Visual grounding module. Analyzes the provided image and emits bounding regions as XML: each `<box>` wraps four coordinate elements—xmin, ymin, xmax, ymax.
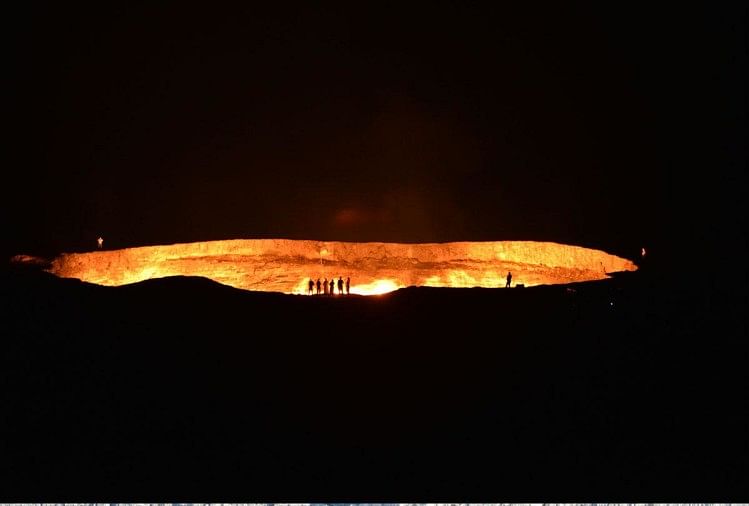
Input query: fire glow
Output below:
<box><xmin>42</xmin><ymin>239</ymin><xmax>637</xmax><ymax>296</ymax></box>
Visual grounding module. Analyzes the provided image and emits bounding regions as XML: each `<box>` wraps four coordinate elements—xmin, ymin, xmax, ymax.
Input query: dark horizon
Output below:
<box><xmin>7</xmin><ymin>3</ymin><xmax>746</xmax><ymax>268</ymax></box>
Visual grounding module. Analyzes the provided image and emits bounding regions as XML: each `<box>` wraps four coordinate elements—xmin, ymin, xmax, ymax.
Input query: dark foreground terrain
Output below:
<box><xmin>1</xmin><ymin>262</ymin><xmax>746</xmax><ymax>500</ymax></box>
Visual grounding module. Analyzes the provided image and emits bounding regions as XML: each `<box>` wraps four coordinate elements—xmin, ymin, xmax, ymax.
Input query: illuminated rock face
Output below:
<box><xmin>47</xmin><ymin>239</ymin><xmax>636</xmax><ymax>295</ymax></box>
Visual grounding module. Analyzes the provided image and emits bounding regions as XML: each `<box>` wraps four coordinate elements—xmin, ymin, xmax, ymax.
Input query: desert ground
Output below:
<box><xmin>1</xmin><ymin>257</ymin><xmax>746</xmax><ymax>500</ymax></box>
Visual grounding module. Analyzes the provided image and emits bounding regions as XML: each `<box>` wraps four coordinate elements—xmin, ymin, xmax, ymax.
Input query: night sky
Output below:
<box><xmin>7</xmin><ymin>3</ymin><xmax>746</xmax><ymax>264</ymax></box>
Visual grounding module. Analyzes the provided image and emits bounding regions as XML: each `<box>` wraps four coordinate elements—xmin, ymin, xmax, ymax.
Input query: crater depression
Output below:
<box><xmin>39</xmin><ymin>239</ymin><xmax>637</xmax><ymax>295</ymax></box>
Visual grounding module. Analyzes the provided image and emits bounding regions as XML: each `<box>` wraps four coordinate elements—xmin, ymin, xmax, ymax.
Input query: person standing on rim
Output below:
<box><xmin>337</xmin><ymin>276</ymin><xmax>344</xmax><ymax>295</ymax></box>
<box><xmin>506</xmin><ymin>271</ymin><xmax>512</xmax><ymax>288</ymax></box>
<box><xmin>346</xmin><ymin>277</ymin><xmax>350</xmax><ymax>295</ymax></box>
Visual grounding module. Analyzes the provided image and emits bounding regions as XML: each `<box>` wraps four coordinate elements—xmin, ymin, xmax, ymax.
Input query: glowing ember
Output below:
<box><xmin>35</xmin><ymin>239</ymin><xmax>637</xmax><ymax>295</ymax></box>
<box><xmin>351</xmin><ymin>279</ymin><xmax>403</xmax><ymax>296</ymax></box>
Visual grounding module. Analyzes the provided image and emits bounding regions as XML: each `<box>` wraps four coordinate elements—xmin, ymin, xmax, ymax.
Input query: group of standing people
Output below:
<box><xmin>309</xmin><ymin>276</ymin><xmax>350</xmax><ymax>295</ymax></box>
<box><xmin>308</xmin><ymin>273</ymin><xmax>511</xmax><ymax>293</ymax></box>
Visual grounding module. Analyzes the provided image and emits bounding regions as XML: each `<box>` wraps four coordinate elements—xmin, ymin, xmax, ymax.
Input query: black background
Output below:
<box><xmin>2</xmin><ymin>3</ymin><xmax>747</xmax><ymax>501</ymax></box>
<box><xmin>7</xmin><ymin>3</ymin><xmax>746</xmax><ymax>267</ymax></box>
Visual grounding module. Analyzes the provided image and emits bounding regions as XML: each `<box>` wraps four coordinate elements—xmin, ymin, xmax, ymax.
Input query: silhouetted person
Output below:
<box><xmin>316</xmin><ymin>278</ymin><xmax>321</xmax><ymax>295</ymax></box>
<box><xmin>308</xmin><ymin>278</ymin><xmax>314</xmax><ymax>295</ymax></box>
<box><xmin>506</xmin><ymin>271</ymin><xmax>512</xmax><ymax>288</ymax></box>
<box><xmin>323</xmin><ymin>278</ymin><xmax>329</xmax><ymax>295</ymax></box>
<box><xmin>97</xmin><ymin>237</ymin><xmax>103</xmax><ymax>249</ymax></box>
<box><xmin>346</xmin><ymin>277</ymin><xmax>350</xmax><ymax>295</ymax></box>
<box><xmin>329</xmin><ymin>279</ymin><xmax>335</xmax><ymax>295</ymax></box>
<box><xmin>337</xmin><ymin>276</ymin><xmax>343</xmax><ymax>295</ymax></box>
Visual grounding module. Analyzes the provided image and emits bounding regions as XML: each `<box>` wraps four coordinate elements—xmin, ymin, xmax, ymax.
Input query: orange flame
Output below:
<box><xmin>39</xmin><ymin>239</ymin><xmax>638</xmax><ymax>296</ymax></box>
<box><xmin>350</xmin><ymin>279</ymin><xmax>402</xmax><ymax>296</ymax></box>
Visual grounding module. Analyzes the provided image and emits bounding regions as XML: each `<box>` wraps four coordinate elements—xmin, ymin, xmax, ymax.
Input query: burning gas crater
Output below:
<box><xmin>42</xmin><ymin>239</ymin><xmax>637</xmax><ymax>296</ymax></box>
